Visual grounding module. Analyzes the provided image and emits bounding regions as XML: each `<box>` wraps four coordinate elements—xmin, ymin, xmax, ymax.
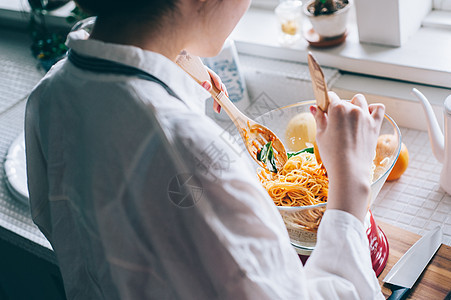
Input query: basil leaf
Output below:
<box><xmin>257</xmin><ymin>148</ymin><xmax>262</xmax><ymax>161</ymax></box>
<box><xmin>287</xmin><ymin>147</ymin><xmax>314</xmax><ymax>158</ymax></box>
<box><xmin>267</xmin><ymin>146</ymin><xmax>278</xmax><ymax>173</ymax></box>
<box><xmin>257</xmin><ymin>142</ymin><xmax>271</xmax><ymax>162</ymax></box>
<box><xmin>257</xmin><ymin>141</ymin><xmax>278</xmax><ymax>173</ymax></box>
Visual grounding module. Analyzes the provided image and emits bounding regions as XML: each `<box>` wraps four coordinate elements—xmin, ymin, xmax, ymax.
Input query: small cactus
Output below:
<box><xmin>310</xmin><ymin>0</ymin><xmax>349</xmax><ymax>16</ymax></box>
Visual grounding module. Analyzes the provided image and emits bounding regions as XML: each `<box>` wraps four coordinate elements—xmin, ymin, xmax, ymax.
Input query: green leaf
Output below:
<box><xmin>257</xmin><ymin>141</ymin><xmax>278</xmax><ymax>173</ymax></box>
<box><xmin>257</xmin><ymin>141</ymin><xmax>272</xmax><ymax>162</ymax></box>
<box><xmin>266</xmin><ymin>146</ymin><xmax>278</xmax><ymax>173</ymax></box>
<box><xmin>287</xmin><ymin>147</ymin><xmax>314</xmax><ymax>158</ymax></box>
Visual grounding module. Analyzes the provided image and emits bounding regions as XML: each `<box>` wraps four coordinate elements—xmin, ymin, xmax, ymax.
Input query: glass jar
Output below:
<box><xmin>275</xmin><ymin>0</ymin><xmax>303</xmax><ymax>46</ymax></box>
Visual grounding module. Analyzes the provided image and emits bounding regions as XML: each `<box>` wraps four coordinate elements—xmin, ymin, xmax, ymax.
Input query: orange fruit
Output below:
<box><xmin>375</xmin><ymin>135</ymin><xmax>397</xmax><ymax>164</ymax></box>
<box><xmin>387</xmin><ymin>142</ymin><xmax>409</xmax><ymax>181</ymax></box>
<box><xmin>374</xmin><ymin>135</ymin><xmax>408</xmax><ymax>181</ymax></box>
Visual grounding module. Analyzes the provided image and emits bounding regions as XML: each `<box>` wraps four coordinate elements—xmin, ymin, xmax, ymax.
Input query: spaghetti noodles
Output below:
<box><xmin>258</xmin><ymin>152</ymin><xmax>328</xmax><ymax>207</ymax></box>
<box><xmin>257</xmin><ymin>149</ymin><xmax>391</xmax><ymax>232</ymax></box>
<box><xmin>257</xmin><ymin>152</ymin><xmax>328</xmax><ymax>231</ymax></box>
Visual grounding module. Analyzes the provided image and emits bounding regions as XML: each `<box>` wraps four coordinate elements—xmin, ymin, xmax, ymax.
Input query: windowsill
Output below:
<box><xmin>0</xmin><ymin>0</ymin><xmax>75</xmax><ymax>29</ymax></box>
<box><xmin>230</xmin><ymin>7</ymin><xmax>451</xmax><ymax>89</ymax></box>
<box><xmin>423</xmin><ymin>10</ymin><xmax>451</xmax><ymax>30</ymax></box>
<box><xmin>1</xmin><ymin>2</ymin><xmax>450</xmax><ymax>131</ymax></box>
<box><xmin>1</xmin><ymin>3</ymin><xmax>450</xmax><ymax>89</ymax></box>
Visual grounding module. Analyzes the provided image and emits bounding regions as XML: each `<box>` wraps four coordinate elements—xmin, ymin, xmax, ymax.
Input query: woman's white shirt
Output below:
<box><xmin>25</xmin><ymin>30</ymin><xmax>383</xmax><ymax>300</ymax></box>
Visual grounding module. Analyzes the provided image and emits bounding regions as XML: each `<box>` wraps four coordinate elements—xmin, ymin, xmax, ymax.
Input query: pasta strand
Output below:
<box><xmin>257</xmin><ymin>152</ymin><xmax>328</xmax><ymax>231</ymax></box>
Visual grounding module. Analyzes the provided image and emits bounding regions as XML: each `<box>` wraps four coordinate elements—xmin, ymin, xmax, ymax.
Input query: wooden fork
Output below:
<box><xmin>308</xmin><ymin>52</ymin><xmax>330</xmax><ymax>112</ymax></box>
<box><xmin>176</xmin><ymin>51</ymin><xmax>288</xmax><ymax>172</ymax></box>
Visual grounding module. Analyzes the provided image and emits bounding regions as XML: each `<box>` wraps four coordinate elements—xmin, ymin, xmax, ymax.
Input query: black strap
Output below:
<box><xmin>67</xmin><ymin>49</ymin><xmax>182</xmax><ymax>101</ymax></box>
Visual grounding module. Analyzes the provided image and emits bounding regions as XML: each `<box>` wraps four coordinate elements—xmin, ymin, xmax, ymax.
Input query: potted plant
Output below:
<box><xmin>303</xmin><ymin>0</ymin><xmax>352</xmax><ymax>39</ymax></box>
<box><xmin>28</xmin><ymin>0</ymin><xmax>90</xmax><ymax>71</ymax></box>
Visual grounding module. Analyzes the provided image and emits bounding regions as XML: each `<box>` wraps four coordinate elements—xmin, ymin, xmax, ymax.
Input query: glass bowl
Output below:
<box><xmin>254</xmin><ymin>100</ymin><xmax>401</xmax><ymax>251</ymax></box>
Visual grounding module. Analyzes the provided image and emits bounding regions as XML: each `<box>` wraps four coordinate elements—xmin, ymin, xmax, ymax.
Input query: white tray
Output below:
<box><xmin>4</xmin><ymin>131</ymin><xmax>29</xmax><ymax>205</ymax></box>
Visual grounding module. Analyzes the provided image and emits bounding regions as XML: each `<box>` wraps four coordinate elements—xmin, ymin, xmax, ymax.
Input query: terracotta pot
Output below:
<box><xmin>303</xmin><ymin>0</ymin><xmax>352</xmax><ymax>38</ymax></box>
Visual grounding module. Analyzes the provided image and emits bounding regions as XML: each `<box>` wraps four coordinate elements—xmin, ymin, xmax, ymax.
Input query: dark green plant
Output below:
<box><xmin>29</xmin><ymin>1</ymin><xmax>91</xmax><ymax>69</ymax></box>
<box><xmin>29</xmin><ymin>13</ymin><xmax>67</xmax><ymax>67</ymax></box>
<box><xmin>311</xmin><ymin>0</ymin><xmax>349</xmax><ymax>16</ymax></box>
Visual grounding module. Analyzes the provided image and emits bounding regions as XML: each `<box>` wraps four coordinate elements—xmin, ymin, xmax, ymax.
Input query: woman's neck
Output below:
<box><xmin>89</xmin><ymin>17</ymin><xmax>185</xmax><ymax>62</ymax></box>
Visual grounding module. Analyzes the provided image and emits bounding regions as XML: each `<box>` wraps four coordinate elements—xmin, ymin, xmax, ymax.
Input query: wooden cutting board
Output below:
<box><xmin>377</xmin><ymin>220</ymin><xmax>451</xmax><ymax>299</ymax></box>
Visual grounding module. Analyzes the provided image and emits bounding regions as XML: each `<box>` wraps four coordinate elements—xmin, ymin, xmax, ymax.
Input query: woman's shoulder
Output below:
<box><xmin>27</xmin><ymin>58</ymin><xmax>72</xmax><ymax>106</ymax></box>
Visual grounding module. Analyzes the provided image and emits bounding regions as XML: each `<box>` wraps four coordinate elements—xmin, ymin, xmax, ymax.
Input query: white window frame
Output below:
<box><xmin>433</xmin><ymin>0</ymin><xmax>451</xmax><ymax>10</ymax></box>
<box><xmin>0</xmin><ymin>0</ymin><xmax>75</xmax><ymax>29</ymax></box>
<box><xmin>252</xmin><ymin>0</ymin><xmax>451</xmax><ymax>30</ymax></box>
<box><xmin>232</xmin><ymin>2</ymin><xmax>451</xmax><ymax>89</ymax></box>
<box><xmin>1</xmin><ymin>0</ymin><xmax>450</xmax><ymax>89</ymax></box>
<box><xmin>253</xmin><ymin>0</ymin><xmax>451</xmax><ymax>10</ymax></box>
<box><xmin>424</xmin><ymin>0</ymin><xmax>451</xmax><ymax>29</ymax></box>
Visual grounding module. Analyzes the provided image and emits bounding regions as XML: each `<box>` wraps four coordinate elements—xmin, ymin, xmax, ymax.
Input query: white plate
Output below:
<box><xmin>4</xmin><ymin>131</ymin><xmax>29</xmax><ymax>204</ymax></box>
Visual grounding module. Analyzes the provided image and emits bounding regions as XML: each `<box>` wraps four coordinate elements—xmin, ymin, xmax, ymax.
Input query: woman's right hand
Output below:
<box><xmin>201</xmin><ymin>67</ymin><xmax>228</xmax><ymax>114</ymax></box>
<box><xmin>310</xmin><ymin>92</ymin><xmax>385</xmax><ymax>222</ymax></box>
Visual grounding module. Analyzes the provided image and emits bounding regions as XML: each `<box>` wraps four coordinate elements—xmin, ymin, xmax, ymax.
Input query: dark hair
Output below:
<box><xmin>74</xmin><ymin>0</ymin><xmax>178</xmax><ymax>19</ymax></box>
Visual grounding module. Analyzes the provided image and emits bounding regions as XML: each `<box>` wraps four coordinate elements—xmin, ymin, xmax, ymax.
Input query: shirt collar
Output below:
<box><xmin>66</xmin><ymin>30</ymin><xmax>211</xmax><ymax>114</ymax></box>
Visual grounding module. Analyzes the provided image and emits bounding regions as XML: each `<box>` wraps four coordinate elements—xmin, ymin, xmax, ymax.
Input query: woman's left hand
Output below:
<box><xmin>201</xmin><ymin>67</ymin><xmax>228</xmax><ymax>114</ymax></box>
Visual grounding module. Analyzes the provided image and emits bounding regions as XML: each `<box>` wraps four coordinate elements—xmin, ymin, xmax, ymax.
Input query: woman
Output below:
<box><xmin>25</xmin><ymin>0</ymin><xmax>385</xmax><ymax>299</ymax></box>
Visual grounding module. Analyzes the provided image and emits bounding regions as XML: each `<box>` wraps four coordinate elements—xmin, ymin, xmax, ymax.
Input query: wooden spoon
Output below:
<box><xmin>308</xmin><ymin>52</ymin><xmax>330</xmax><ymax>112</ymax></box>
<box><xmin>176</xmin><ymin>51</ymin><xmax>288</xmax><ymax>172</ymax></box>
